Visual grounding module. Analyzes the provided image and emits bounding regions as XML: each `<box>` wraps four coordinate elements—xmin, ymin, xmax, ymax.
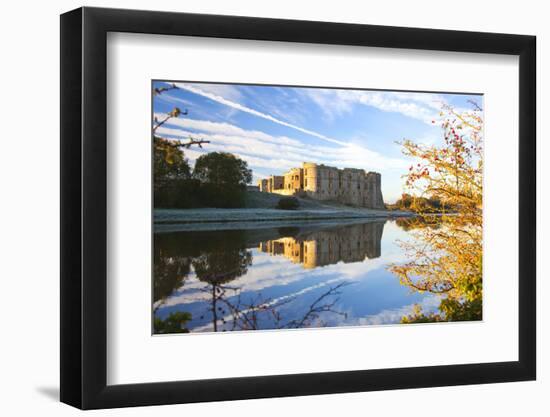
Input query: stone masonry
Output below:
<box><xmin>258</xmin><ymin>162</ymin><xmax>385</xmax><ymax>209</ymax></box>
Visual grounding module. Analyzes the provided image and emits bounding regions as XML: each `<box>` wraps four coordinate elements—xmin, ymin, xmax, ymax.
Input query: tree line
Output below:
<box><xmin>388</xmin><ymin>193</ymin><xmax>457</xmax><ymax>213</ymax></box>
<box><xmin>154</xmin><ymin>139</ymin><xmax>252</xmax><ymax>208</ymax></box>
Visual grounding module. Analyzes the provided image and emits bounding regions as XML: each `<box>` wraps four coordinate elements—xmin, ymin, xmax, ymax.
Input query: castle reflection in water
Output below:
<box><xmin>258</xmin><ymin>222</ymin><xmax>384</xmax><ymax>269</ymax></box>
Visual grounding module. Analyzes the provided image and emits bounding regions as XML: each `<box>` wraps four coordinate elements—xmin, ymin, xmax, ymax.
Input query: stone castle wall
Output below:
<box><xmin>258</xmin><ymin>162</ymin><xmax>385</xmax><ymax>209</ymax></box>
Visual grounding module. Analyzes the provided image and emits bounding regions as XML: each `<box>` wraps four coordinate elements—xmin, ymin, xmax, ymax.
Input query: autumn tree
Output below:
<box><xmin>153</xmin><ymin>137</ymin><xmax>191</xmax><ymax>187</ymax></box>
<box><xmin>390</xmin><ymin>102</ymin><xmax>483</xmax><ymax>322</ymax></box>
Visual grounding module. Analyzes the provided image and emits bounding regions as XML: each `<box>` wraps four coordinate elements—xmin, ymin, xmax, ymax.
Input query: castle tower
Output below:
<box><xmin>365</xmin><ymin>172</ymin><xmax>385</xmax><ymax>209</ymax></box>
<box><xmin>302</xmin><ymin>162</ymin><xmax>319</xmax><ymax>193</ymax></box>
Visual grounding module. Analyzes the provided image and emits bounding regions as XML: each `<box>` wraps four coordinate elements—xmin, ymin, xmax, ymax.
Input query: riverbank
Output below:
<box><xmin>154</xmin><ymin>190</ymin><xmax>415</xmax><ymax>232</ymax></box>
<box><xmin>154</xmin><ymin>207</ymin><xmax>415</xmax><ymax>232</ymax></box>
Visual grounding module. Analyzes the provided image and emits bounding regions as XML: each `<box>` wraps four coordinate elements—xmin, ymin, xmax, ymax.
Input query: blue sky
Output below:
<box><xmin>153</xmin><ymin>81</ymin><xmax>482</xmax><ymax>203</ymax></box>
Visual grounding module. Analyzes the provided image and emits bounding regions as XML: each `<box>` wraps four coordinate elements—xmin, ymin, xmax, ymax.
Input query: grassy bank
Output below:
<box><xmin>154</xmin><ymin>191</ymin><xmax>414</xmax><ymax>232</ymax></box>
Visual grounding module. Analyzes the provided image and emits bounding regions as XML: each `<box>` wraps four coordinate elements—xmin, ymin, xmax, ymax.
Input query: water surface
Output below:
<box><xmin>153</xmin><ymin>219</ymin><xmax>440</xmax><ymax>333</ymax></box>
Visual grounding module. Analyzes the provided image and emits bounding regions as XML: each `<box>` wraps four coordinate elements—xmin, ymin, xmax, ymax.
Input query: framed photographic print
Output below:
<box><xmin>60</xmin><ymin>6</ymin><xmax>536</xmax><ymax>409</ymax></box>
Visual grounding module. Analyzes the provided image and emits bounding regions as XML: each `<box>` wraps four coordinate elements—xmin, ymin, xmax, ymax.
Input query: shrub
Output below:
<box><xmin>154</xmin><ymin>311</ymin><xmax>192</xmax><ymax>334</ymax></box>
<box><xmin>154</xmin><ymin>178</ymin><xmax>201</xmax><ymax>208</ymax></box>
<box><xmin>196</xmin><ymin>183</ymin><xmax>246</xmax><ymax>208</ymax></box>
<box><xmin>276</xmin><ymin>196</ymin><xmax>300</xmax><ymax>210</ymax></box>
<box><xmin>154</xmin><ymin>179</ymin><xmax>248</xmax><ymax>209</ymax></box>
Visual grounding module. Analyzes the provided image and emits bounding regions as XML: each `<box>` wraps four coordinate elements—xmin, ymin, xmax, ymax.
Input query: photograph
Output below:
<box><xmin>1</xmin><ymin>0</ymin><xmax>542</xmax><ymax>413</ymax></box>
<box><xmin>152</xmin><ymin>81</ymin><xmax>484</xmax><ymax>334</ymax></box>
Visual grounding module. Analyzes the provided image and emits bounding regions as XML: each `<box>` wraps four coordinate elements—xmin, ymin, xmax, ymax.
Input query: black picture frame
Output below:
<box><xmin>60</xmin><ymin>6</ymin><xmax>536</xmax><ymax>410</ymax></box>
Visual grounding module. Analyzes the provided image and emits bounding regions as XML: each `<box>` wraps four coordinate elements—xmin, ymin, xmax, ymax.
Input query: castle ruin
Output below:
<box><xmin>258</xmin><ymin>162</ymin><xmax>385</xmax><ymax>209</ymax></box>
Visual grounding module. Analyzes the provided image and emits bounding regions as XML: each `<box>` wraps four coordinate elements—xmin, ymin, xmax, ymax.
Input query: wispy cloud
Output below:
<box><xmin>304</xmin><ymin>88</ymin><xmax>445</xmax><ymax>124</ymax></box>
<box><xmin>152</xmin><ymin>82</ymin><xmax>473</xmax><ymax>203</ymax></box>
<box><xmin>155</xmin><ymin>115</ymin><xmax>408</xmax><ymax>175</ymax></box>
<box><xmin>175</xmin><ymin>82</ymin><xmax>348</xmax><ymax>146</ymax></box>
<box><xmin>345</xmin><ymin>294</ymin><xmax>441</xmax><ymax>326</ymax></box>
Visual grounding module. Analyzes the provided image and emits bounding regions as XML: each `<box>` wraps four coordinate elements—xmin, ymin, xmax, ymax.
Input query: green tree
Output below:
<box><xmin>193</xmin><ymin>152</ymin><xmax>252</xmax><ymax>208</ymax></box>
<box><xmin>193</xmin><ymin>152</ymin><xmax>252</xmax><ymax>188</ymax></box>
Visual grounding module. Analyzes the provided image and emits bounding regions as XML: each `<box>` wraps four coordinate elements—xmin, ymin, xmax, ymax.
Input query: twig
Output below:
<box><xmin>154</xmin><ymin>83</ymin><xmax>179</xmax><ymax>96</ymax></box>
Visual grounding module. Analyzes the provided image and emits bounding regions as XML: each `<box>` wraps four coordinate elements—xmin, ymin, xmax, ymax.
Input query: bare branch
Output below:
<box><xmin>153</xmin><ymin>83</ymin><xmax>179</xmax><ymax>96</ymax></box>
<box><xmin>467</xmin><ymin>99</ymin><xmax>483</xmax><ymax>112</ymax></box>
<box><xmin>152</xmin><ymin>107</ymin><xmax>188</xmax><ymax>134</ymax></box>
<box><xmin>181</xmin><ymin>138</ymin><xmax>210</xmax><ymax>149</ymax></box>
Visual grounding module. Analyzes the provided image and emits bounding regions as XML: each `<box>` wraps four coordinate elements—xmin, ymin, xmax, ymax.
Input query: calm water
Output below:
<box><xmin>153</xmin><ymin>219</ymin><xmax>440</xmax><ymax>333</ymax></box>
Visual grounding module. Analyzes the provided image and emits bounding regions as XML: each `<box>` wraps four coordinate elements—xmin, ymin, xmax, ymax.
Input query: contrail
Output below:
<box><xmin>174</xmin><ymin>82</ymin><xmax>347</xmax><ymax>146</ymax></box>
